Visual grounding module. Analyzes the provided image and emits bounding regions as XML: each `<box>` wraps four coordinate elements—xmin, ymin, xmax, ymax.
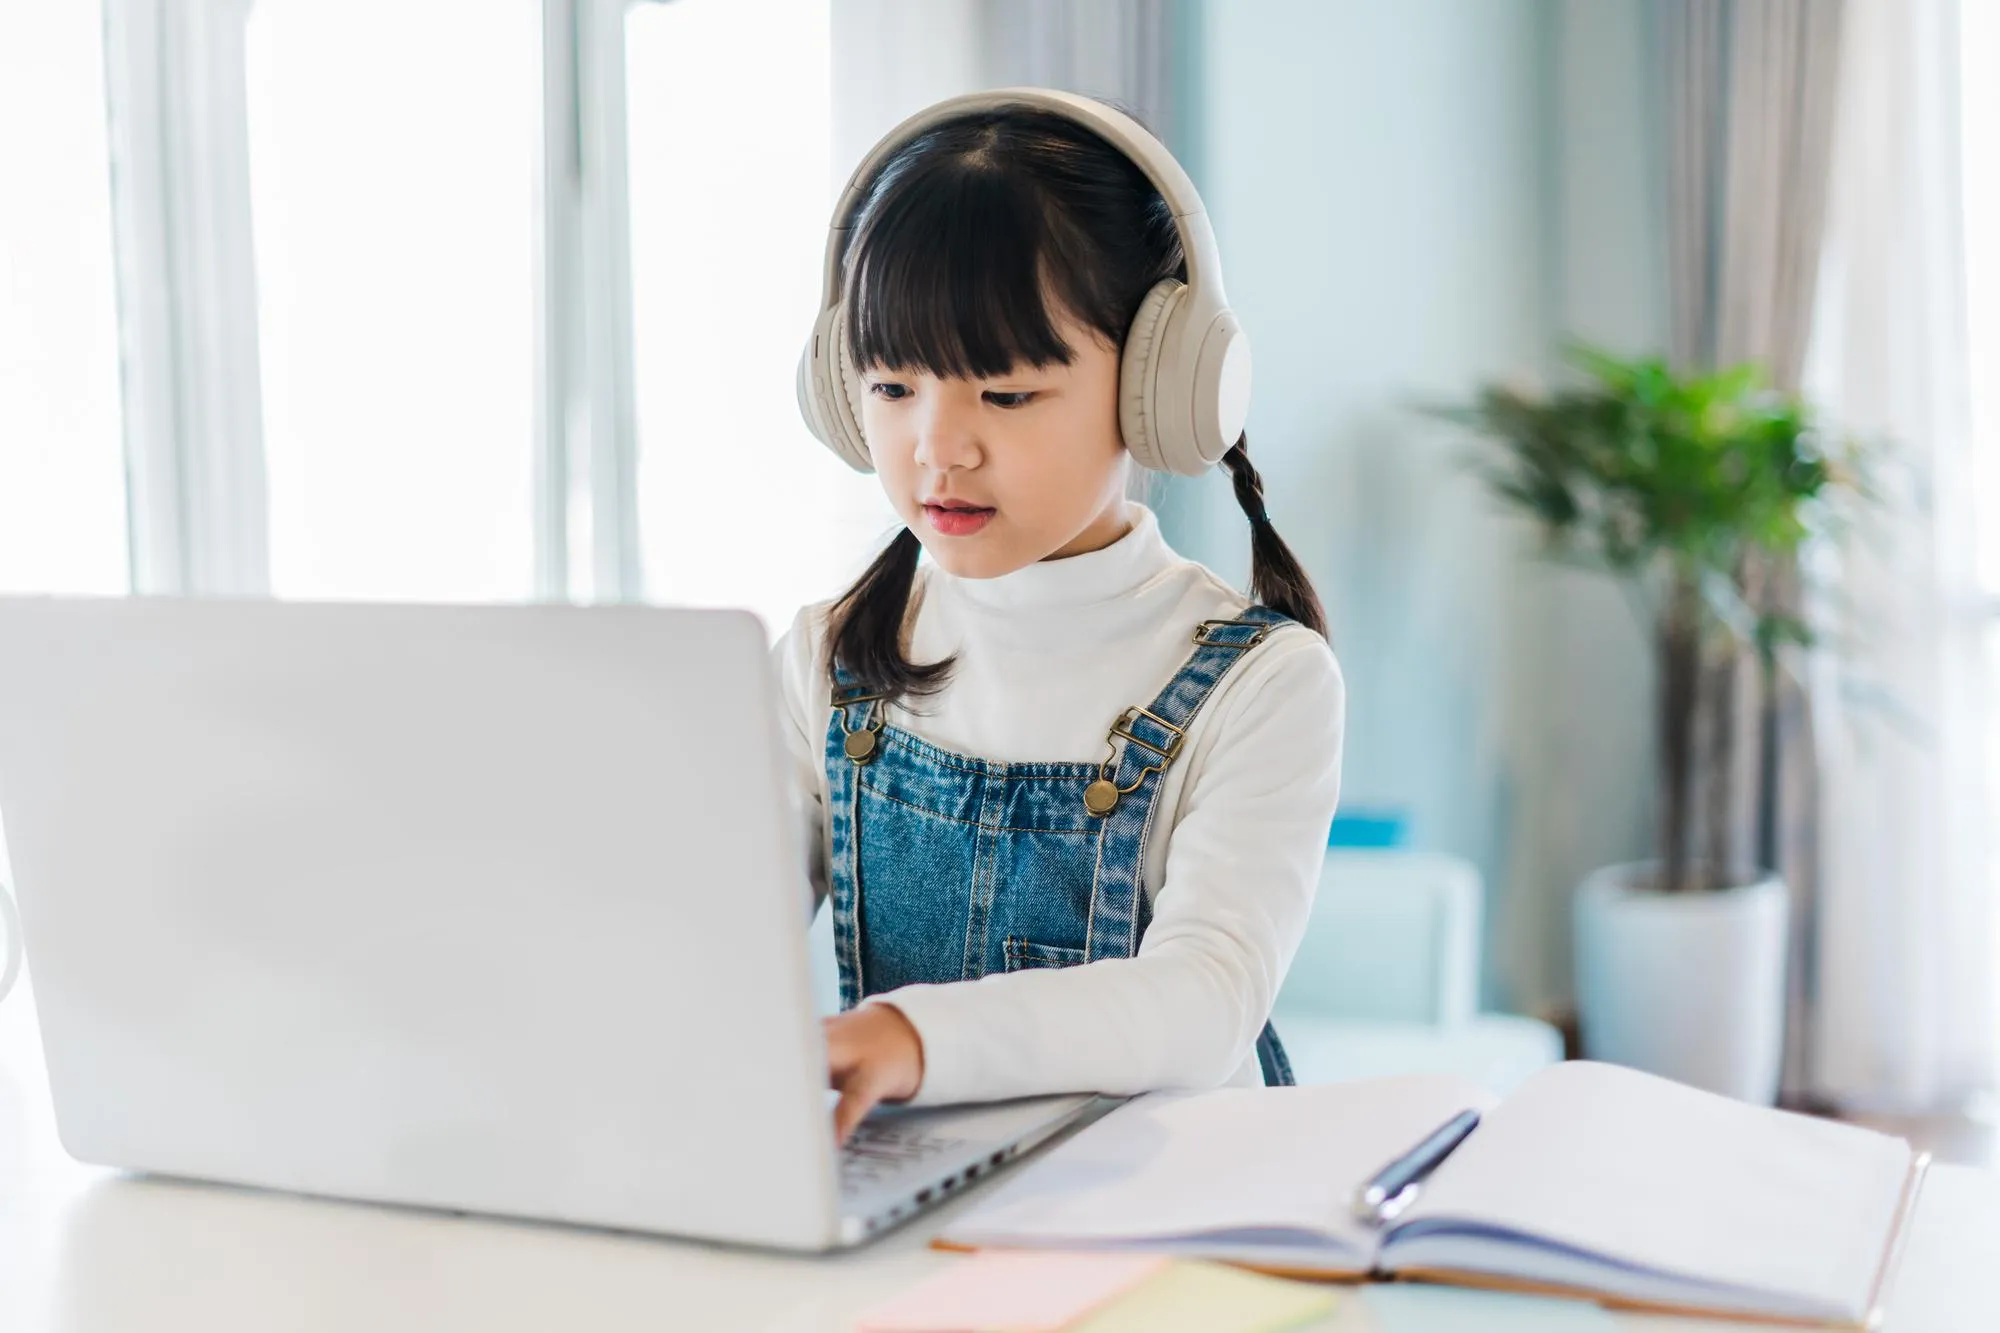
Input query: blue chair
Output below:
<box><xmin>1272</xmin><ymin>850</ymin><xmax>1564</xmax><ymax>1094</ymax></box>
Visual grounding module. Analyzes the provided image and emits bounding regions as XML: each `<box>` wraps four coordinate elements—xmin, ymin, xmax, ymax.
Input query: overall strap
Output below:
<box><xmin>1136</xmin><ymin>606</ymin><xmax>1291</xmax><ymax>739</ymax></box>
<box><xmin>1082</xmin><ymin>605</ymin><xmax>1292</xmax><ymax>961</ymax></box>
<box><xmin>828</xmin><ymin>663</ymin><xmax>887</xmax><ymax>765</ymax></box>
<box><xmin>822</xmin><ymin>662</ymin><xmax>885</xmax><ymax>1009</ymax></box>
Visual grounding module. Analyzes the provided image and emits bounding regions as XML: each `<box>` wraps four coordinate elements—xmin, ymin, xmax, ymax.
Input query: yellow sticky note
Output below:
<box><xmin>854</xmin><ymin>1252</ymin><xmax>1169</xmax><ymax>1332</ymax></box>
<box><xmin>1067</xmin><ymin>1261</ymin><xmax>1336</xmax><ymax>1333</ymax></box>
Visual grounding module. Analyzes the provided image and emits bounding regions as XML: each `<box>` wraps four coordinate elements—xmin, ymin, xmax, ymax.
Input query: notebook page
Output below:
<box><xmin>1386</xmin><ymin>1061</ymin><xmax>1913</xmax><ymax>1316</ymax></box>
<box><xmin>944</xmin><ymin>1075</ymin><xmax>1497</xmax><ymax>1256</ymax></box>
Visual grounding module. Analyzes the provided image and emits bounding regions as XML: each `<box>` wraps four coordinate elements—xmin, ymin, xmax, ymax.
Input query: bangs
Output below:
<box><xmin>842</xmin><ymin>152</ymin><xmax>1097</xmax><ymax>380</ymax></box>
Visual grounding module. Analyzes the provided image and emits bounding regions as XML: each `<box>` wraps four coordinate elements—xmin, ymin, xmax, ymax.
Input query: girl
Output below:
<box><xmin>778</xmin><ymin>90</ymin><xmax>1345</xmax><ymax>1142</ymax></box>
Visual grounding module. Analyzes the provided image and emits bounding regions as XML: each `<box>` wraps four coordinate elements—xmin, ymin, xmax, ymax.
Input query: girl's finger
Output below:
<box><xmin>824</xmin><ymin>1018</ymin><xmax>863</xmax><ymax>1083</ymax></box>
<box><xmin>832</xmin><ymin>1075</ymin><xmax>883</xmax><ymax>1144</ymax></box>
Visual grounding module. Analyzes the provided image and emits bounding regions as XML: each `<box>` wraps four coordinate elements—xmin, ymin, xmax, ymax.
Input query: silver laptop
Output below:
<box><xmin>0</xmin><ymin>596</ymin><xmax>1099</xmax><ymax>1250</ymax></box>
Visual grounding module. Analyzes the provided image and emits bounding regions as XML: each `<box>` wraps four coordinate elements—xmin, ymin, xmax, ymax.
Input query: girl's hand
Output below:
<box><xmin>824</xmin><ymin>1003</ymin><xmax>926</xmax><ymax>1143</ymax></box>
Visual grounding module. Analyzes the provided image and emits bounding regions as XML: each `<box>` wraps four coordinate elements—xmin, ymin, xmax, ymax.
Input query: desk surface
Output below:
<box><xmin>3</xmin><ymin>985</ymin><xmax>1997</xmax><ymax>1333</ymax></box>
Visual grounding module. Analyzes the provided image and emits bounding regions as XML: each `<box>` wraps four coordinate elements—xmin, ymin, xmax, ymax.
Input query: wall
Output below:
<box><xmin>1512</xmin><ymin>0</ymin><xmax>1665</xmax><ymax>1012</ymax></box>
<box><xmin>1170</xmin><ymin>0</ymin><xmax>1665</xmax><ymax>1013</ymax></box>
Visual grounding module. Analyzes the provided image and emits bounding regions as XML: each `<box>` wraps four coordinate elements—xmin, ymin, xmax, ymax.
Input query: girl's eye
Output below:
<box><xmin>869</xmin><ymin>382</ymin><xmax>911</xmax><ymax>401</ymax></box>
<box><xmin>984</xmin><ymin>390</ymin><xmax>1037</xmax><ymax>409</ymax></box>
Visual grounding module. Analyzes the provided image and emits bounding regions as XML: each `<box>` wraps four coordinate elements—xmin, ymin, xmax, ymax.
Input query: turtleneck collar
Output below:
<box><xmin>936</xmin><ymin>504</ymin><xmax>1176</xmax><ymax>612</ymax></box>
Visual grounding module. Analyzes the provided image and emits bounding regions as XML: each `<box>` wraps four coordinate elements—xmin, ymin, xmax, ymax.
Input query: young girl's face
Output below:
<box><xmin>860</xmin><ymin>310</ymin><xmax>1132</xmax><ymax>579</ymax></box>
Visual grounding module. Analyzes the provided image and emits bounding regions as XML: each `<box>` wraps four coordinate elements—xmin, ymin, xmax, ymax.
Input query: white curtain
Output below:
<box><xmin>829</xmin><ymin>1</ymin><xmax>986</xmax><ymax>179</ymax></box>
<box><xmin>830</xmin><ymin>0</ymin><xmax>1175</xmax><ymax>189</ymax></box>
<box><xmin>976</xmin><ymin>0</ymin><xmax>1174</xmax><ymax>136</ymax></box>
<box><xmin>1803</xmin><ymin>0</ymin><xmax>1996</xmax><ymax>1111</ymax></box>
<box><xmin>1664</xmin><ymin>0</ymin><xmax>1847</xmax><ymax>388</ymax></box>
<box><xmin>1657</xmin><ymin>0</ymin><xmax>1850</xmax><ymax>1105</ymax></box>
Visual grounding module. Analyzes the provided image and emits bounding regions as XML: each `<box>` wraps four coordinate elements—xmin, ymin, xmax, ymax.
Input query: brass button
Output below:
<box><xmin>844</xmin><ymin>729</ymin><xmax>879</xmax><ymax>763</ymax></box>
<box><xmin>1083</xmin><ymin>779</ymin><xmax>1120</xmax><ymax>817</ymax></box>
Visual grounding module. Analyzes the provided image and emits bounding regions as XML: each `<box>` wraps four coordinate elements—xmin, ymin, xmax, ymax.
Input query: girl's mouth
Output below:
<box><xmin>923</xmin><ymin>503</ymin><xmax>996</xmax><ymax>537</ymax></box>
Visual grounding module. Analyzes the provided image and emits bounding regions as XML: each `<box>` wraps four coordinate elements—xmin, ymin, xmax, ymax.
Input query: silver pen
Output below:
<box><xmin>1350</xmin><ymin>1107</ymin><xmax>1482</xmax><ymax>1227</ymax></box>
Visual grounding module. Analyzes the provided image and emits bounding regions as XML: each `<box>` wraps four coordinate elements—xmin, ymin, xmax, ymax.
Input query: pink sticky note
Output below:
<box><xmin>854</xmin><ymin>1251</ymin><xmax>1170</xmax><ymax>1333</ymax></box>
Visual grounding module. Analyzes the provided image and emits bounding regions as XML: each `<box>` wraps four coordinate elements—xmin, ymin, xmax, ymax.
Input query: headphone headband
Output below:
<box><xmin>818</xmin><ymin>87</ymin><xmax>1227</xmax><ymax>313</ymax></box>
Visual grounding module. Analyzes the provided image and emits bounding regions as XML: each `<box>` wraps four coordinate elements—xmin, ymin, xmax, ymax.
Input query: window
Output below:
<box><xmin>1966</xmin><ymin>0</ymin><xmax>1999</xmax><ymax>592</ymax></box>
<box><xmin>624</xmin><ymin>0</ymin><xmax>892</xmax><ymax>636</ymax></box>
<box><xmin>244</xmin><ymin>0</ymin><xmax>542</xmax><ymax>602</ymax></box>
<box><xmin>13</xmin><ymin>0</ymin><xmax>901</xmax><ymax>624</ymax></box>
<box><xmin>0</xmin><ymin>3</ymin><xmax>128</xmax><ymax>595</ymax></box>
<box><xmin>1963</xmin><ymin>3</ymin><xmax>2000</xmax><ymax>803</ymax></box>
<box><xmin>1961</xmin><ymin>0</ymin><xmax>2000</xmax><ymax>1027</ymax></box>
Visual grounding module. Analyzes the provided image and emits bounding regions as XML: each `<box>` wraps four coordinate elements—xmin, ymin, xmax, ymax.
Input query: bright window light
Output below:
<box><xmin>1962</xmin><ymin>0</ymin><xmax>2000</xmax><ymax>1055</ymax></box>
<box><xmin>625</xmin><ymin>0</ymin><xmax>893</xmax><ymax>640</ymax></box>
<box><xmin>245</xmin><ymin>0</ymin><xmax>541</xmax><ymax>603</ymax></box>
<box><xmin>0</xmin><ymin>3</ymin><xmax>128</xmax><ymax>595</ymax></box>
<box><xmin>1967</xmin><ymin>0</ymin><xmax>1999</xmax><ymax>576</ymax></box>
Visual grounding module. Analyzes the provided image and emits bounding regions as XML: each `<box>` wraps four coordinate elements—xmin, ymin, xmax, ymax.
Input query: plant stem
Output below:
<box><xmin>1757</xmin><ymin>649</ymin><xmax>1782</xmax><ymax>874</ymax></box>
<box><xmin>1659</xmin><ymin>574</ymin><xmax>1703</xmax><ymax>895</ymax></box>
<box><xmin>1703</xmin><ymin>642</ymin><xmax>1738</xmax><ymax>891</ymax></box>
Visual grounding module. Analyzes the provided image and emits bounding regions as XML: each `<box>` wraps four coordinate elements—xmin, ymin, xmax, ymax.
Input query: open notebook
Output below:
<box><xmin>937</xmin><ymin>1062</ymin><xmax>1927</xmax><ymax>1329</ymax></box>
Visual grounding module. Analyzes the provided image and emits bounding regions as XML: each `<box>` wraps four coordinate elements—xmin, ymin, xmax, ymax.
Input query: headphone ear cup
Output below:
<box><xmin>1120</xmin><ymin>279</ymin><xmax>1252</xmax><ymax>477</ymax></box>
<box><xmin>1190</xmin><ymin>309</ymin><xmax>1252</xmax><ymax>467</ymax></box>
<box><xmin>833</xmin><ymin>317</ymin><xmax>870</xmax><ymax>459</ymax></box>
<box><xmin>797</xmin><ymin>304</ymin><xmax>873</xmax><ymax>473</ymax></box>
<box><xmin>1118</xmin><ymin>280</ymin><xmax>1183</xmax><ymax>473</ymax></box>
<box><xmin>796</xmin><ymin>325</ymin><xmax>832</xmax><ymax>447</ymax></box>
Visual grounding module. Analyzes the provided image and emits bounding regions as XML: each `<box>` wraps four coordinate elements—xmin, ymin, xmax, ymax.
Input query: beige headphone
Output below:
<box><xmin>794</xmin><ymin>87</ymin><xmax>1251</xmax><ymax>479</ymax></box>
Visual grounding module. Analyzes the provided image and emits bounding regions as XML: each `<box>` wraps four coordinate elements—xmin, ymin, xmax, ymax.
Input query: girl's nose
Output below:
<box><xmin>911</xmin><ymin>394</ymin><xmax>983</xmax><ymax>472</ymax></box>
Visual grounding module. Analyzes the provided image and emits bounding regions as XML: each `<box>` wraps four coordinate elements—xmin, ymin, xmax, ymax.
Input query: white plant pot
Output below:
<box><xmin>1573</xmin><ymin>863</ymin><xmax>1788</xmax><ymax>1105</ymax></box>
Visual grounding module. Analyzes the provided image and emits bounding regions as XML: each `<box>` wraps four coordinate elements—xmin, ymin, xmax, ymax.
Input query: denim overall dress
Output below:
<box><xmin>821</xmin><ymin>605</ymin><xmax>1296</xmax><ymax>1087</ymax></box>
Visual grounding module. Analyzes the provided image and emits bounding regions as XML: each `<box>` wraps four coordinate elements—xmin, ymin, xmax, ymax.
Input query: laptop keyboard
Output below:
<box><xmin>839</xmin><ymin>1120</ymin><xmax>970</xmax><ymax>1193</ymax></box>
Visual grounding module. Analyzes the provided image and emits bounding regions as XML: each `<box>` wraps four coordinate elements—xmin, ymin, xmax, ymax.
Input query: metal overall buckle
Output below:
<box><xmin>1193</xmin><ymin>618</ymin><xmax>1274</xmax><ymax>650</ymax></box>
<box><xmin>833</xmin><ymin>688</ymin><xmax>885</xmax><ymax>764</ymax></box>
<box><xmin>1083</xmin><ymin>706</ymin><xmax>1185</xmax><ymax>818</ymax></box>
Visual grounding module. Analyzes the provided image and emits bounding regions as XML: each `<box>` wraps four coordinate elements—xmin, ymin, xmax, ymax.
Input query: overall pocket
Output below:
<box><xmin>1003</xmin><ymin>936</ymin><xmax>1087</xmax><ymax>972</ymax></box>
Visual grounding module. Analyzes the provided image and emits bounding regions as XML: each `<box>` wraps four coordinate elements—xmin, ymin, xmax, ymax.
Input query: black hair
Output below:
<box><xmin>825</xmin><ymin>104</ymin><xmax>1326</xmax><ymax>700</ymax></box>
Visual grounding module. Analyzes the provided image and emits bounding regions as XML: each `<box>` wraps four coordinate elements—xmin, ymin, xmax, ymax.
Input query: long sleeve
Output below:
<box><xmin>875</xmin><ymin>630</ymin><xmax>1345</xmax><ymax>1105</ymax></box>
<box><xmin>772</xmin><ymin>607</ymin><xmax>832</xmax><ymax>919</ymax></box>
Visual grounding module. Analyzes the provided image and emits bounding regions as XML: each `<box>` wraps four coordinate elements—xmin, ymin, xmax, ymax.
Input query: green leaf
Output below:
<box><xmin>1429</xmin><ymin>338</ymin><xmax>1878</xmax><ymax>645</ymax></box>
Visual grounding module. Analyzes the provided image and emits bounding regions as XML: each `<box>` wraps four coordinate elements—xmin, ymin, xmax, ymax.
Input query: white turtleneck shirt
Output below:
<box><xmin>771</xmin><ymin>505</ymin><xmax>1346</xmax><ymax>1106</ymax></box>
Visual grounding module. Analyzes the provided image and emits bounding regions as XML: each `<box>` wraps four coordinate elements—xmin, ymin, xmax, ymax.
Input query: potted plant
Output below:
<box><xmin>1437</xmin><ymin>345</ymin><xmax>1863</xmax><ymax>1104</ymax></box>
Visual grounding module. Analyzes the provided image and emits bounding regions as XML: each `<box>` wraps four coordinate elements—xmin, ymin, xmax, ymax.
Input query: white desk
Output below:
<box><xmin>4</xmin><ymin>984</ymin><xmax>1997</xmax><ymax>1333</ymax></box>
